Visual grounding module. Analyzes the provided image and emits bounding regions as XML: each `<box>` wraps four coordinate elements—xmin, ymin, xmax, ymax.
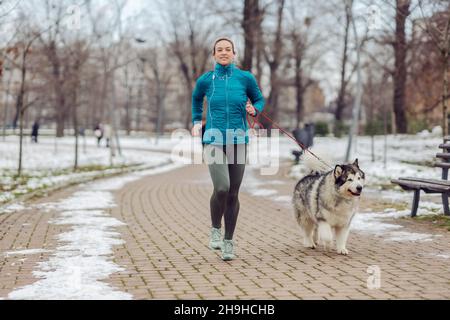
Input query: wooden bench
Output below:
<box><xmin>391</xmin><ymin>136</ymin><xmax>450</xmax><ymax>217</ymax></box>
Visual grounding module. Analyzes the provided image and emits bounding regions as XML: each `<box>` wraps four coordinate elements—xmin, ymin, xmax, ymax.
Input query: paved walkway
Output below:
<box><xmin>1</xmin><ymin>162</ymin><xmax>450</xmax><ymax>299</ymax></box>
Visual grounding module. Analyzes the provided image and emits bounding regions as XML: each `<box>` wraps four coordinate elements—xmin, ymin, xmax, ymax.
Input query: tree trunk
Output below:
<box><xmin>2</xmin><ymin>73</ymin><xmax>12</xmax><ymax>141</ymax></box>
<box><xmin>260</xmin><ymin>0</ymin><xmax>285</xmax><ymax>132</ymax></box>
<box><xmin>242</xmin><ymin>0</ymin><xmax>259</xmax><ymax>71</ymax></box>
<box><xmin>155</xmin><ymin>88</ymin><xmax>165</xmax><ymax>145</ymax></box>
<box><xmin>393</xmin><ymin>0</ymin><xmax>410</xmax><ymax>134</ymax></box>
<box><xmin>443</xmin><ymin>49</ymin><xmax>449</xmax><ymax>136</ymax></box>
<box><xmin>48</xmin><ymin>41</ymin><xmax>67</xmax><ymax>138</ymax></box>
<box><xmin>293</xmin><ymin>35</ymin><xmax>304</xmax><ymax>129</ymax></box>
<box><xmin>255</xmin><ymin>18</ymin><xmax>263</xmax><ymax>84</ymax></box>
<box><xmin>73</xmin><ymin>90</ymin><xmax>79</xmax><ymax>171</ymax></box>
<box><xmin>136</xmin><ymin>79</ymin><xmax>143</xmax><ymax>131</ymax></box>
<box><xmin>345</xmin><ymin>2</ymin><xmax>363</xmax><ymax>162</ymax></box>
<box><xmin>110</xmin><ymin>71</ymin><xmax>122</xmax><ymax>157</ymax></box>
<box><xmin>184</xmin><ymin>84</ymin><xmax>194</xmax><ymax>129</ymax></box>
<box><xmin>124</xmin><ymin>85</ymin><xmax>132</xmax><ymax>136</ymax></box>
<box><xmin>16</xmin><ymin>49</ymin><xmax>27</xmax><ymax>176</ymax></box>
<box><xmin>334</xmin><ymin>0</ymin><xmax>351</xmax><ymax>134</ymax></box>
<box><xmin>18</xmin><ymin>109</ymin><xmax>24</xmax><ymax>177</ymax></box>
<box><xmin>55</xmin><ymin>92</ymin><xmax>66</xmax><ymax>137</ymax></box>
<box><xmin>295</xmin><ymin>73</ymin><xmax>305</xmax><ymax>129</ymax></box>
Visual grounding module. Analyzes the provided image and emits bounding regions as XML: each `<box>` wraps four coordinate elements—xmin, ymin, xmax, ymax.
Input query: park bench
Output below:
<box><xmin>391</xmin><ymin>136</ymin><xmax>450</xmax><ymax>217</ymax></box>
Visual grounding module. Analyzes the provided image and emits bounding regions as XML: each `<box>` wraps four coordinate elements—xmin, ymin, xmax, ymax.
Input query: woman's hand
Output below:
<box><xmin>246</xmin><ymin>101</ymin><xmax>257</xmax><ymax>117</ymax></box>
<box><xmin>191</xmin><ymin>123</ymin><xmax>202</xmax><ymax>137</ymax></box>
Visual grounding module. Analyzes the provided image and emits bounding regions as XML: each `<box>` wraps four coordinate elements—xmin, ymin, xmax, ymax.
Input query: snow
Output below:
<box><xmin>272</xmin><ymin>195</ymin><xmax>293</xmax><ymax>203</ymax></box>
<box><xmin>0</xmin><ymin>135</ymin><xmax>177</xmax><ymax>207</ymax></box>
<box><xmin>4</xmin><ymin>249</ymin><xmax>50</xmax><ymax>257</ymax></box>
<box><xmin>0</xmin><ymin>136</ymin><xmax>170</xmax><ymax>170</ymax></box>
<box><xmin>352</xmin><ymin>208</ymin><xmax>441</xmax><ymax>242</ymax></box>
<box><xmin>0</xmin><ymin>202</ymin><xmax>27</xmax><ymax>213</ymax></box>
<box><xmin>287</xmin><ymin>134</ymin><xmax>443</xmax><ymax>187</ymax></box>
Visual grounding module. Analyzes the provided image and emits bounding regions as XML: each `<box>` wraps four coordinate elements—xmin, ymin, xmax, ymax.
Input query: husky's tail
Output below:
<box><xmin>301</xmin><ymin>149</ymin><xmax>334</xmax><ymax>174</ymax></box>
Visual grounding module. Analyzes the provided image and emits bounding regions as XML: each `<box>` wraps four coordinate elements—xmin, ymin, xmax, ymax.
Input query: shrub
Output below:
<box><xmin>364</xmin><ymin>120</ymin><xmax>384</xmax><ymax>136</ymax></box>
<box><xmin>408</xmin><ymin>118</ymin><xmax>430</xmax><ymax>134</ymax></box>
<box><xmin>314</xmin><ymin>121</ymin><xmax>330</xmax><ymax>136</ymax></box>
<box><xmin>334</xmin><ymin>121</ymin><xmax>349</xmax><ymax>137</ymax></box>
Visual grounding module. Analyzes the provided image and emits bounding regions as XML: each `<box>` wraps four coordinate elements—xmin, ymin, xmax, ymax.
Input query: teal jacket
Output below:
<box><xmin>192</xmin><ymin>63</ymin><xmax>265</xmax><ymax>145</ymax></box>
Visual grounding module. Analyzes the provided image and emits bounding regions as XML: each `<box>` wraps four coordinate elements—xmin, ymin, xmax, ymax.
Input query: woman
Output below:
<box><xmin>191</xmin><ymin>37</ymin><xmax>265</xmax><ymax>261</ymax></box>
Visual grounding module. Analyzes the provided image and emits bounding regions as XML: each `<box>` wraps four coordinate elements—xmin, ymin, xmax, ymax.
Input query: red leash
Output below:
<box><xmin>248</xmin><ymin>111</ymin><xmax>333</xmax><ymax>170</ymax></box>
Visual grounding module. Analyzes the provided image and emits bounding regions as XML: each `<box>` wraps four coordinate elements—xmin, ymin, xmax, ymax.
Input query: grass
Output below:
<box><xmin>415</xmin><ymin>214</ymin><xmax>450</xmax><ymax>232</ymax></box>
<box><xmin>0</xmin><ymin>163</ymin><xmax>145</xmax><ymax>206</ymax></box>
<box><xmin>376</xmin><ymin>183</ymin><xmax>399</xmax><ymax>191</ymax></box>
<box><xmin>399</xmin><ymin>159</ymin><xmax>435</xmax><ymax>167</ymax></box>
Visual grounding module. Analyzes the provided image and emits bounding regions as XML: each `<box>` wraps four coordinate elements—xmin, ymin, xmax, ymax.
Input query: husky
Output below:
<box><xmin>292</xmin><ymin>152</ymin><xmax>365</xmax><ymax>255</ymax></box>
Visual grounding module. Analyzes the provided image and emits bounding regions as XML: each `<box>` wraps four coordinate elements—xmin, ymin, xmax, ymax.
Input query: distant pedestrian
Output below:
<box><xmin>94</xmin><ymin>123</ymin><xmax>104</xmax><ymax>147</ymax></box>
<box><xmin>31</xmin><ymin>121</ymin><xmax>39</xmax><ymax>143</ymax></box>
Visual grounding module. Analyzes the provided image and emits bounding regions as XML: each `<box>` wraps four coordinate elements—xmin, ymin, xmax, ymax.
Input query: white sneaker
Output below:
<box><xmin>209</xmin><ymin>228</ymin><xmax>223</xmax><ymax>250</ymax></box>
<box><xmin>221</xmin><ymin>240</ymin><xmax>235</xmax><ymax>261</ymax></box>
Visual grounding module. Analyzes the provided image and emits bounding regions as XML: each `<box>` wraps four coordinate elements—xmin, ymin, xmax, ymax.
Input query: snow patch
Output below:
<box><xmin>352</xmin><ymin>211</ymin><xmax>436</xmax><ymax>242</ymax></box>
<box><xmin>248</xmin><ymin>189</ymin><xmax>278</xmax><ymax>197</ymax></box>
<box><xmin>4</xmin><ymin>249</ymin><xmax>50</xmax><ymax>257</ymax></box>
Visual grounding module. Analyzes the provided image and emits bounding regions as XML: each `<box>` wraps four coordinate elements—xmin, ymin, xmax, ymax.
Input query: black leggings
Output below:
<box><xmin>204</xmin><ymin>144</ymin><xmax>247</xmax><ymax>240</ymax></box>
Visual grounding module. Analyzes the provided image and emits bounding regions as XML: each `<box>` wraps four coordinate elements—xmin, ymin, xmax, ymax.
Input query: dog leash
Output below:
<box><xmin>248</xmin><ymin>110</ymin><xmax>334</xmax><ymax>170</ymax></box>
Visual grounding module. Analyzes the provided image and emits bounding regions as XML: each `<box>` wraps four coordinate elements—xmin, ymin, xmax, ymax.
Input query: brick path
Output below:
<box><xmin>1</xmin><ymin>162</ymin><xmax>450</xmax><ymax>299</ymax></box>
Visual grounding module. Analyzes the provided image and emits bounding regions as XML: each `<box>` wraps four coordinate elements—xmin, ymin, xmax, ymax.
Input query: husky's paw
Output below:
<box><xmin>337</xmin><ymin>248</ymin><xmax>349</xmax><ymax>255</ymax></box>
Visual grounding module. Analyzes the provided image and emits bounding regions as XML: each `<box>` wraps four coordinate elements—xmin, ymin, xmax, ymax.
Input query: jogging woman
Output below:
<box><xmin>191</xmin><ymin>37</ymin><xmax>265</xmax><ymax>261</ymax></box>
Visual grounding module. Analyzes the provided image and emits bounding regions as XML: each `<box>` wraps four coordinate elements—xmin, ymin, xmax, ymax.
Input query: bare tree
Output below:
<box><xmin>36</xmin><ymin>1</ymin><xmax>74</xmax><ymax>138</ymax></box>
<box><xmin>15</xmin><ymin>31</ymin><xmax>41</xmax><ymax>176</ymax></box>
<box><xmin>392</xmin><ymin>0</ymin><xmax>411</xmax><ymax>134</ymax></box>
<box><xmin>121</xmin><ymin>65</ymin><xmax>133</xmax><ymax>135</ymax></box>
<box><xmin>87</xmin><ymin>0</ymin><xmax>135</xmax><ymax>162</ymax></box>
<box><xmin>334</xmin><ymin>0</ymin><xmax>353</xmax><ymax>135</ymax></box>
<box><xmin>0</xmin><ymin>0</ymin><xmax>21</xmax><ymax>21</ymax></box>
<box><xmin>260</xmin><ymin>0</ymin><xmax>286</xmax><ymax>130</ymax></box>
<box><xmin>162</xmin><ymin>0</ymin><xmax>216</xmax><ymax>129</ymax></box>
<box><xmin>1</xmin><ymin>32</ymin><xmax>21</xmax><ymax>140</ymax></box>
<box><xmin>284</xmin><ymin>0</ymin><xmax>324</xmax><ymax>129</ymax></box>
<box><xmin>139</xmin><ymin>47</ymin><xmax>172</xmax><ymax>144</ymax></box>
<box><xmin>418</xmin><ymin>0</ymin><xmax>450</xmax><ymax>136</ymax></box>
<box><xmin>242</xmin><ymin>0</ymin><xmax>263</xmax><ymax>71</ymax></box>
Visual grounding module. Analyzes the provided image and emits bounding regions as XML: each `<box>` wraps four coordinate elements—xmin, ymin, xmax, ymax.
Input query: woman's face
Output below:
<box><xmin>213</xmin><ymin>40</ymin><xmax>235</xmax><ymax>66</ymax></box>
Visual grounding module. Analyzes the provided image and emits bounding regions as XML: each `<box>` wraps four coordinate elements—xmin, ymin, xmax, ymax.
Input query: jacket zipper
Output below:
<box><xmin>226</xmin><ymin>74</ymin><xmax>229</xmax><ymax>143</ymax></box>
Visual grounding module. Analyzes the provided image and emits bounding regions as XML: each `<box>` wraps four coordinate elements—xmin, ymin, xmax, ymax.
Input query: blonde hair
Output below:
<box><xmin>213</xmin><ymin>37</ymin><xmax>236</xmax><ymax>55</ymax></box>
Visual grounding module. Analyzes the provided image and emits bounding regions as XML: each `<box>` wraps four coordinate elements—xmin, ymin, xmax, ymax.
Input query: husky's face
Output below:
<box><xmin>334</xmin><ymin>159</ymin><xmax>365</xmax><ymax>198</ymax></box>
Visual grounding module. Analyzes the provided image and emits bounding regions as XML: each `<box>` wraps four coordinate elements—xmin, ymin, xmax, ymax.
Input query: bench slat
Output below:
<box><xmin>439</xmin><ymin>144</ymin><xmax>450</xmax><ymax>149</ymax></box>
<box><xmin>436</xmin><ymin>153</ymin><xmax>450</xmax><ymax>160</ymax></box>
<box><xmin>391</xmin><ymin>179</ymin><xmax>450</xmax><ymax>192</ymax></box>
<box><xmin>399</xmin><ymin>177</ymin><xmax>450</xmax><ymax>186</ymax></box>
<box><xmin>445</xmin><ymin>136</ymin><xmax>450</xmax><ymax>142</ymax></box>
<box><xmin>435</xmin><ymin>162</ymin><xmax>450</xmax><ymax>169</ymax></box>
